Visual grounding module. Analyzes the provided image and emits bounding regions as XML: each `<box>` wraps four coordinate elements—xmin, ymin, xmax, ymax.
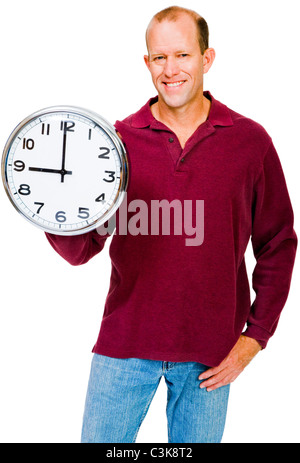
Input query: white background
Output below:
<box><xmin>0</xmin><ymin>0</ymin><xmax>299</xmax><ymax>443</ymax></box>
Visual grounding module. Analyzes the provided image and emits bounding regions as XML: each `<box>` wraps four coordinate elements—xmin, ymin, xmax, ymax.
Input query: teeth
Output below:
<box><xmin>165</xmin><ymin>81</ymin><xmax>184</xmax><ymax>87</ymax></box>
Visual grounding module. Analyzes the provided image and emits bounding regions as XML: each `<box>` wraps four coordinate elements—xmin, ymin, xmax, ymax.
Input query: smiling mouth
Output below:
<box><xmin>163</xmin><ymin>80</ymin><xmax>186</xmax><ymax>88</ymax></box>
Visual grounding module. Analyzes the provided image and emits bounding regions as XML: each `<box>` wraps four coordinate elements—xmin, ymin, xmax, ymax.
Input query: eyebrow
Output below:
<box><xmin>150</xmin><ymin>50</ymin><xmax>189</xmax><ymax>57</ymax></box>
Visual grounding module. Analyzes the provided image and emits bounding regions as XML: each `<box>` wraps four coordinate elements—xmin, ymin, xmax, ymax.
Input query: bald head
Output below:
<box><xmin>145</xmin><ymin>6</ymin><xmax>209</xmax><ymax>55</ymax></box>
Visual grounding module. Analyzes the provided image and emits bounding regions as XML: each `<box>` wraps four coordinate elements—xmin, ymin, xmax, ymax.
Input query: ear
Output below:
<box><xmin>203</xmin><ymin>48</ymin><xmax>216</xmax><ymax>74</ymax></box>
<box><xmin>144</xmin><ymin>55</ymin><xmax>151</xmax><ymax>71</ymax></box>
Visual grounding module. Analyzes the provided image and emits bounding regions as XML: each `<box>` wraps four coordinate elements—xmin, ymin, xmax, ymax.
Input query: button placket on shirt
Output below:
<box><xmin>166</xmin><ymin>132</ymin><xmax>203</xmax><ymax>171</ymax></box>
<box><xmin>175</xmin><ymin>122</ymin><xmax>217</xmax><ymax>171</ymax></box>
<box><xmin>155</xmin><ymin>120</ymin><xmax>217</xmax><ymax>172</ymax></box>
<box><xmin>164</xmin><ymin>133</ymin><xmax>187</xmax><ymax>171</ymax></box>
<box><xmin>168</xmin><ymin>137</ymin><xmax>187</xmax><ymax>166</ymax></box>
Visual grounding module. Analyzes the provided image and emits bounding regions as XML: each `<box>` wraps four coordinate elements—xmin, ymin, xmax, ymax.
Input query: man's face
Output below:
<box><xmin>144</xmin><ymin>14</ymin><xmax>209</xmax><ymax>110</ymax></box>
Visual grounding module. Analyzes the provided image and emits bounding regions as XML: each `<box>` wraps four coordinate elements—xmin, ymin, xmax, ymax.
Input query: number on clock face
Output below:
<box><xmin>3</xmin><ymin>109</ymin><xmax>127</xmax><ymax>234</ymax></box>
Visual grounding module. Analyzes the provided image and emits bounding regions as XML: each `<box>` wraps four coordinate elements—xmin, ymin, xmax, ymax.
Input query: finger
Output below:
<box><xmin>205</xmin><ymin>373</ymin><xmax>234</xmax><ymax>391</ymax></box>
<box><xmin>205</xmin><ymin>371</ymin><xmax>240</xmax><ymax>392</ymax></box>
<box><xmin>199</xmin><ymin>368</ymin><xmax>230</xmax><ymax>389</ymax></box>
<box><xmin>198</xmin><ymin>364</ymin><xmax>224</xmax><ymax>380</ymax></box>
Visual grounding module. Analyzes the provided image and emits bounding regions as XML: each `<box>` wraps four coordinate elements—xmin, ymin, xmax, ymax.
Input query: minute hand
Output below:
<box><xmin>60</xmin><ymin>128</ymin><xmax>69</xmax><ymax>183</ymax></box>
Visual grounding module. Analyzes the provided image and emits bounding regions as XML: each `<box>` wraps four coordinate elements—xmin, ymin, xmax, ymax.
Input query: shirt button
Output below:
<box><xmin>169</xmin><ymin>137</ymin><xmax>174</xmax><ymax>143</ymax></box>
<box><xmin>180</xmin><ymin>158</ymin><xmax>185</xmax><ymax>163</ymax></box>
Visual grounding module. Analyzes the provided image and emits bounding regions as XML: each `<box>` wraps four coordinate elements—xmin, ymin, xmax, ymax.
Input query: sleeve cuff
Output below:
<box><xmin>242</xmin><ymin>324</ymin><xmax>272</xmax><ymax>349</ymax></box>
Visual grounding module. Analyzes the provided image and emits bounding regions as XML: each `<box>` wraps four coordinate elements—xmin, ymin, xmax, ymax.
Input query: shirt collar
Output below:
<box><xmin>131</xmin><ymin>91</ymin><xmax>233</xmax><ymax>129</ymax></box>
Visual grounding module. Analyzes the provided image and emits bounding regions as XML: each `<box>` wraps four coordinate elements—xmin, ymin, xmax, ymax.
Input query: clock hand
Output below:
<box><xmin>60</xmin><ymin>125</ymin><xmax>68</xmax><ymax>183</ymax></box>
<box><xmin>28</xmin><ymin>167</ymin><xmax>73</xmax><ymax>175</ymax></box>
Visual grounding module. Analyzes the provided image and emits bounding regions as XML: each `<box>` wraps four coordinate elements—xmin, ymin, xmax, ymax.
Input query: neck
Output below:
<box><xmin>150</xmin><ymin>92</ymin><xmax>211</xmax><ymax>148</ymax></box>
<box><xmin>152</xmin><ymin>91</ymin><xmax>211</xmax><ymax>132</ymax></box>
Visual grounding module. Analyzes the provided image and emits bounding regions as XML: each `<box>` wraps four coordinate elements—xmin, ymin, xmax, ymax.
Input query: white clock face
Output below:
<box><xmin>2</xmin><ymin>107</ymin><xmax>128</xmax><ymax>235</ymax></box>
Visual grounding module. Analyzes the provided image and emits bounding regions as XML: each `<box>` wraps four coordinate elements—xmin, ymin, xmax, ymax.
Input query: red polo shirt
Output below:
<box><xmin>45</xmin><ymin>91</ymin><xmax>297</xmax><ymax>367</ymax></box>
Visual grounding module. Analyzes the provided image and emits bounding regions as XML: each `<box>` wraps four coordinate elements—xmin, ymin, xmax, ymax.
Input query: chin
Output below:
<box><xmin>160</xmin><ymin>93</ymin><xmax>189</xmax><ymax>109</ymax></box>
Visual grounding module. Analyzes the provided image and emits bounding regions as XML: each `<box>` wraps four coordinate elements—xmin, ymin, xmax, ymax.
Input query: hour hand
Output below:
<box><xmin>28</xmin><ymin>167</ymin><xmax>72</xmax><ymax>176</ymax></box>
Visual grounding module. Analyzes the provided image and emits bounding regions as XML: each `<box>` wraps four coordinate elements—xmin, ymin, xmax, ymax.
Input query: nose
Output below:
<box><xmin>163</xmin><ymin>56</ymin><xmax>180</xmax><ymax>78</ymax></box>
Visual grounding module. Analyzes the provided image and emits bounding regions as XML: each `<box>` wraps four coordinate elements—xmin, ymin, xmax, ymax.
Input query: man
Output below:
<box><xmin>46</xmin><ymin>6</ymin><xmax>297</xmax><ymax>443</ymax></box>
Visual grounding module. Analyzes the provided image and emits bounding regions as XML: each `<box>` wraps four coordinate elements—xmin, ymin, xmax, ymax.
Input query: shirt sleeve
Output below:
<box><xmin>45</xmin><ymin>223</ymin><xmax>110</xmax><ymax>266</ymax></box>
<box><xmin>243</xmin><ymin>141</ymin><xmax>298</xmax><ymax>348</ymax></box>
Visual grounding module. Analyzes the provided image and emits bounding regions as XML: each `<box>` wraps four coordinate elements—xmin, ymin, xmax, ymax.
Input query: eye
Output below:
<box><xmin>178</xmin><ymin>53</ymin><xmax>188</xmax><ymax>58</ymax></box>
<box><xmin>153</xmin><ymin>56</ymin><xmax>166</xmax><ymax>62</ymax></box>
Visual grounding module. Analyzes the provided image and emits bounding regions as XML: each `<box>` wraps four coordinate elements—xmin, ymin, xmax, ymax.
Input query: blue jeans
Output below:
<box><xmin>81</xmin><ymin>353</ymin><xmax>230</xmax><ymax>443</ymax></box>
